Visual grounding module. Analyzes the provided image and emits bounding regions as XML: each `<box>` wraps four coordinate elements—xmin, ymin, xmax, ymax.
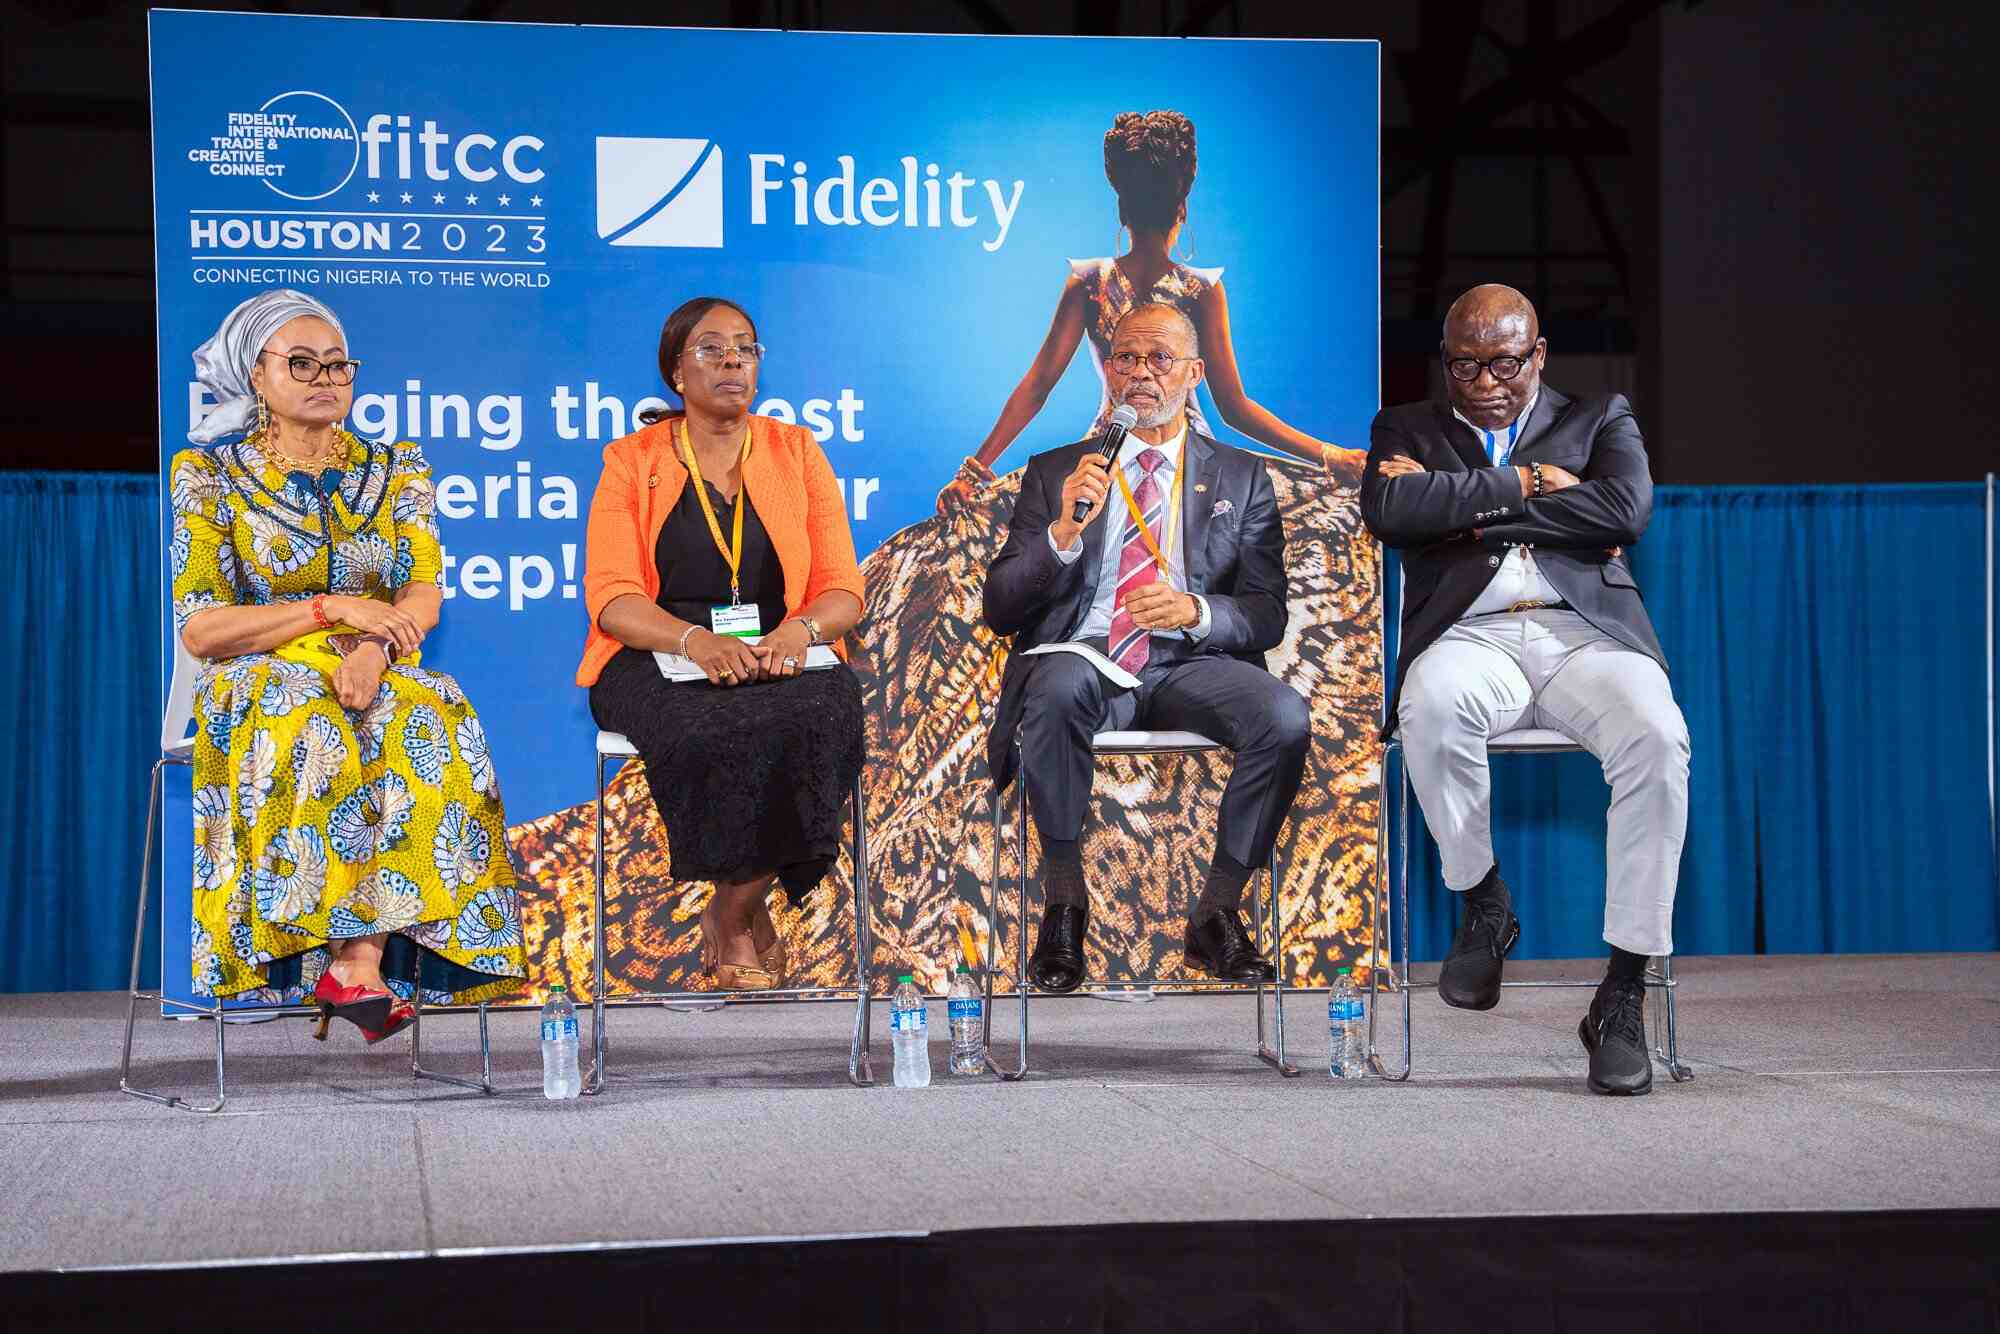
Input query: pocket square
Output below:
<box><xmin>1210</xmin><ymin>498</ymin><xmax>1234</xmax><ymax>518</ymax></box>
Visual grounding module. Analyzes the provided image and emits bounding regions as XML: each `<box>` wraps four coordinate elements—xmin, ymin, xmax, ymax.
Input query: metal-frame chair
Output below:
<box><xmin>120</xmin><ymin>638</ymin><xmax>494</xmax><ymax>1113</ymax></box>
<box><xmin>1366</xmin><ymin>727</ymin><xmax>1693</xmax><ymax>1083</ymax></box>
<box><xmin>981</xmin><ymin>729</ymin><xmax>1298</xmax><ymax>1081</ymax></box>
<box><xmin>584</xmin><ymin>730</ymin><xmax>875</xmax><ymax>1093</ymax></box>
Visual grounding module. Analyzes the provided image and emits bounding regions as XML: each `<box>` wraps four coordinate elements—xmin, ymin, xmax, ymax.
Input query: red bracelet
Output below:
<box><xmin>311</xmin><ymin>594</ymin><xmax>333</xmax><ymax>630</ymax></box>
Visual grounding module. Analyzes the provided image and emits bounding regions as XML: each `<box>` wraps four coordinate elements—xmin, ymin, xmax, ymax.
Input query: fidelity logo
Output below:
<box><xmin>596</xmin><ymin>138</ymin><xmax>723</xmax><ymax>248</ymax></box>
<box><xmin>188</xmin><ymin>90</ymin><xmax>546</xmax><ymax>201</ymax></box>
<box><xmin>595</xmin><ymin>138</ymin><xmax>1026</xmax><ymax>252</ymax></box>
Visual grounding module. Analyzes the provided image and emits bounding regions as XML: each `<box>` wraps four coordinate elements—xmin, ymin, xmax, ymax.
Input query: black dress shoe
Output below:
<box><xmin>1027</xmin><ymin>904</ymin><xmax>1088</xmax><ymax>993</ymax></box>
<box><xmin>1438</xmin><ymin>893</ymin><xmax>1520</xmax><ymax>1011</ymax></box>
<box><xmin>1182</xmin><ymin>909</ymin><xmax>1278</xmax><ymax>983</ymax></box>
<box><xmin>1579</xmin><ymin>977</ymin><xmax>1654</xmax><ymax>1095</ymax></box>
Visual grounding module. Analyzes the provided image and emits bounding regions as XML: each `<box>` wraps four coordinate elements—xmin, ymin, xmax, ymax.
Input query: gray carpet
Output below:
<box><xmin>3</xmin><ymin>953</ymin><xmax>1996</xmax><ymax>1273</ymax></box>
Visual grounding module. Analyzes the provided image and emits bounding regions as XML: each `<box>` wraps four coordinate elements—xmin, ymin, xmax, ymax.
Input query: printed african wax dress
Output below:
<box><xmin>1068</xmin><ymin>256</ymin><xmax>1223</xmax><ymax>437</ymax></box>
<box><xmin>168</xmin><ymin>431</ymin><xmax>526</xmax><ymax>1005</ymax></box>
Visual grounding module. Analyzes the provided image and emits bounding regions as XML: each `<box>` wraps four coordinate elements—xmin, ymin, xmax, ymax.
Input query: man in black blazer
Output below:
<box><xmin>1362</xmin><ymin>284</ymin><xmax>1690</xmax><ymax>1096</ymax></box>
<box><xmin>982</xmin><ymin>303</ymin><xmax>1308</xmax><ymax>993</ymax></box>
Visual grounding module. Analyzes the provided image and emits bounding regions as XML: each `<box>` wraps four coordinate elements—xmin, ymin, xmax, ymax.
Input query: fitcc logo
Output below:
<box><xmin>188</xmin><ymin>91</ymin><xmax>546</xmax><ymax>201</ymax></box>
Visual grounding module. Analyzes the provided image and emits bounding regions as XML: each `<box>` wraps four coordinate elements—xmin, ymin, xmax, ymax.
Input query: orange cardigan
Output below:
<box><xmin>576</xmin><ymin>413</ymin><xmax>866</xmax><ymax>686</ymax></box>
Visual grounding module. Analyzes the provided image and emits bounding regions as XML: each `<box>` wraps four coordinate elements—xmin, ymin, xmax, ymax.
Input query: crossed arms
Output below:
<box><xmin>1360</xmin><ymin>395</ymin><xmax>1652</xmax><ymax>551</ymax></box>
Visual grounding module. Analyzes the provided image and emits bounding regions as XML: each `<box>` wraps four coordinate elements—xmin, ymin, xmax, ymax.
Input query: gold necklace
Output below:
<box><xmin>260</xmin><ymin>427</ymin><xmax>344</xmax><ymax>472</ymax></box>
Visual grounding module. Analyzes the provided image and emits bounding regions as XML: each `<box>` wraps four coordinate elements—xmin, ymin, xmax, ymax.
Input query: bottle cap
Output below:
<box><xmin>955</xmin><ymin>965</ymin><xmax>970</xmax><ymax>975</ymax></box>
<box><xmin>898</xmin><ymin>973</ymin><xmax>913</xmax><ymax>983</ymax></box>
<box><xmin>1337</xmin><ymin>967</ymin><xmax>1352</xmax><ymax>975</ymax></box>
<box><xmin>548</xmin><ymin>983</ymin><xmax>567</xmax><ymax>992</ymax></box>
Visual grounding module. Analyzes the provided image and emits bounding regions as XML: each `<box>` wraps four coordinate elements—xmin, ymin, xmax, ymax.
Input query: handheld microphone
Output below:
<box><xmin>1072</xmin><ymin>403</ymin><xmax>1140</xmax><ymax>522</ymax></box>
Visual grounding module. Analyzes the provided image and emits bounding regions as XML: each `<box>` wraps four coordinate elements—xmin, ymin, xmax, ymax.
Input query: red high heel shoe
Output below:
<box><xmin>312</xmin><ymin>972</ymin><xmax>395</xmax><ymax>1040</ymax></box>
<box><xmin>358</xmin><ymin>1001</ymin><xmax>415</xmax><ymax>1046</ymax></box>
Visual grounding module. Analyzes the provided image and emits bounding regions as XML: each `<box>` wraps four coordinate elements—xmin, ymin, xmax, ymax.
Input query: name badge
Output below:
<box><xmin>709</xmin><ymin>603</ymin><xmax>761</xmax><ymax>639</ymax></box>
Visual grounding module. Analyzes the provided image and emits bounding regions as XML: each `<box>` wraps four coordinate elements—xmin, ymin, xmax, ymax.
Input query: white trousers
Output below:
<box><xmin>1397</xmin><ymin>609</ymin><xmax>1690</xmax><ymax>956</ymax></box>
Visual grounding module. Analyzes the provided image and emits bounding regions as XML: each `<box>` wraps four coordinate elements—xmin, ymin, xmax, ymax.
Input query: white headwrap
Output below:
<box><xmin>186</xmin><ymin>288</ymin><xmax>347</xmax><ymax>444</ymax></box>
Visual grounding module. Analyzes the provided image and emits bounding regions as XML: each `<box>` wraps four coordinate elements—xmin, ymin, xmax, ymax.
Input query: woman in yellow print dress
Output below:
<box><xmin>172</xmin><ymin>289</ymin><xmax>525</xmax><ymax>1042</ymax></box>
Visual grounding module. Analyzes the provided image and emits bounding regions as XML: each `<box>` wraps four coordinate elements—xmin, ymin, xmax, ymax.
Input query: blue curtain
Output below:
<box><xmin>1</xmin><ymin>473</ymin><xmax>163</xmax><ymax>992</ymax></box>
<box><xmin>1</xmin><ymin>475</ymin><xmax>1994</xmax><ymax>990</ymax></box>
<box><xmin>1399</xmin><ymin>483</ymin><xmax>1998</xmax><ymax>961</ymax></box>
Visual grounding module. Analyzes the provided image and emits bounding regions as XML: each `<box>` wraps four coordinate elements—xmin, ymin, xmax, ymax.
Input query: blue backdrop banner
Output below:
<box><xmin>146</xmin><ymin>14</ymin><xmax>1386</xmax><ymax>1005</ymax></box>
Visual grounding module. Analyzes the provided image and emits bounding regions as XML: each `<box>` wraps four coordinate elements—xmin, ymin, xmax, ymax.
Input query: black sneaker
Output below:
<box><xmin>1437</xmin><ymin>892</ymin><xmax>1519</xmax><ymax>1011</ymax></box>
<box><xmin>1579</xmin><ymin>977</ymin><xmax>1653</xmax><ymax>1096</ymax></box>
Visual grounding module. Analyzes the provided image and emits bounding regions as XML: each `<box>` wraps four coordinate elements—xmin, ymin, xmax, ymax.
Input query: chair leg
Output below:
<box><xmin>847</xmin><ymin>775</ymin><xmax>875</xmax><ymax>1088</ymax></box>
<box><xmin>981</xmin><ymin>774</ymin><xmax>1031</xmax><ymax>1081</ymax></box>
<box><xmin>411</xmin><ymin>992</ymin><xmax>497</xmax><ymax>1095</ymax></box>
<box><xmin>1655</xmin><ymin>954</ymin><xmax>1693</xmax><ymax>1082</ymax></box>
<box><xmin>120</xmin><ymin>757</ymin><xmax>228</xmax><ymax>1113</ymax></box>
<box><xmin>583</xmin><ymin>751</ymin><xmax>611</xmax><ymax>1096</ymax></box>
<box><xmin>1255</xmin><ymin>842</ymin><xmax>1299</xmax><ymax>1077</ymax></box>
<box><xmin>1366</xmin><ymin>746</ymin><xmax>1415</xmax><ymax>1081</ymax></box>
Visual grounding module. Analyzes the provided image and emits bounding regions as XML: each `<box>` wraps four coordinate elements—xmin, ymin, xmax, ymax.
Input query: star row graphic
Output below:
<box><xmin>363</xmin><ymin>191</ymin><xmax>545</xmax><ymax>207</ymax></box>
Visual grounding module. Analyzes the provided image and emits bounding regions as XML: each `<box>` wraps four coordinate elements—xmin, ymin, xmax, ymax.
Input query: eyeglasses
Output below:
<box><xmin>259</xmin><ymin>350</ymin><xmax>361</xmax><ymax>385</ymax></box>
<box><xmin>1444</xmin><ymin>352</ymin><xmax>1534</xmax><ymax>383</ymax></box>
<box><xmin>684</xmin><ymin>341</ymin><xmax>767</xmax><ymax>365</ymax></box>
<box><xmin>1107</xmin><ymin>350</ymin><xmax>1196</xmax><ymax>376</ymax></box>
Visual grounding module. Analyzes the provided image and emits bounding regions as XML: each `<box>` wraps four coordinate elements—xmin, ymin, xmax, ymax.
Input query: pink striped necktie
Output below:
<box><xmin>1107</xmin><ymin>447</ymin><xmax>1169</xmax><ymax>674</ymax></box>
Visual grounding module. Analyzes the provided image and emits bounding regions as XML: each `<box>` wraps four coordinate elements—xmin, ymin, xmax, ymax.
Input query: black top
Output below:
<box><xmin>654</xmin><ymin>477</ymin><xmax>788</xmax><ymax>636</ymax></box>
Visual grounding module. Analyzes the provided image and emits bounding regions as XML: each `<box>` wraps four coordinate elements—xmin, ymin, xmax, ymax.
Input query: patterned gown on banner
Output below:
<box><xmin>168</xmin><ymin>432</ymin><xmax>527</xmax><ymax>1005</ymax></box>
<box><xmin>507</xmin><ymin>253</ymin><xmax>1383</xmax><ymax>999</ymax></box>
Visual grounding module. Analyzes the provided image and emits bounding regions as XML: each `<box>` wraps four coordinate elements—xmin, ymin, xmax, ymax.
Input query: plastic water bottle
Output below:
<box><xmin>891</xmin><ymin>973</ymin><xmax>932</xmax><ymax>1088</ymax></box>
<box><xmin>948</xmin><ymin>967</ymin><xmax>985</xmax><ymax>1075</ymax></box>
<box><xmin>1328</xmin><ymin>967</ymin><xmax>1367</xmax><ymax>1079</ymax></box>
<box><xmin>541</xmin><ymin>984</ymin><xmax>581</xmax><ymax>1100</ymax></box>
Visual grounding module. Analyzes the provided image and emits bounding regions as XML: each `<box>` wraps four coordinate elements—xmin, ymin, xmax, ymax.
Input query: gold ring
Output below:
<box><xmin>719</xmin><ymin>669</ymin><xmax>734</xmax><ymax>679</ymax></box>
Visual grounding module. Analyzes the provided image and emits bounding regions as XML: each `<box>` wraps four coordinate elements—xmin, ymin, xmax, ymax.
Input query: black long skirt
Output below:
<box><xmin>589</xmin><ymin>647</ymin><xmax>865</xmax><ymax>904</ymax></box>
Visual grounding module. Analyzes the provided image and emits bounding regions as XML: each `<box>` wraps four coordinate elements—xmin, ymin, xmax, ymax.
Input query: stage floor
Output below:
<box><xmin>4</xmin><ymin>953</ymin><xmax>1996</xmax><ymax>1274</ymax></box>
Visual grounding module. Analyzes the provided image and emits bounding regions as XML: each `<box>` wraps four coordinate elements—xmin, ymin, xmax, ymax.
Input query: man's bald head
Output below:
<box><xmin>1115</xmin><ymin>301</ymin><xmax>1199</xmax><ymax>355</ymax></box>
<box><xmin>1441</xmin><ymin>283</ymin><xmax>1547</xmax><ymax>429</ymax></box>
<box><xmin>1444</xmin><ymin>284</ymin><xmax>1539</xmax><ymax>347</ymax></box>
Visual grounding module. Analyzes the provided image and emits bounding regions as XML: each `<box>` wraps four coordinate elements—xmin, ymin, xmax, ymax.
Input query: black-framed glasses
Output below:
<box><xmin>1107</xmin><ymin>350</ymin><xmax>1196</xmax><ymax>376</ymax></box>
<box><xmin>1444</xmin><ymin>352</ymin><xmax>1534</xmax><ymax>382</ymax></box>
<box><xmin>259</xmin><ymin>350</ymin><xmax>361</xmax><ymax>385</ymax></box>
<box><xmin>684</xmin><ymin>341</ymin><xmax>767</xmax><ymax>365</ymax></box>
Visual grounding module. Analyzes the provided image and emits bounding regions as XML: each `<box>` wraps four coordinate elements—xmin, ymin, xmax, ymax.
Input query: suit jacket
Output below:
<box><xmin>1360</xmin><ymin>385</ymin><xmax>1666</xmax><ymax>737</ymax></box>
<box><xmin>982</xmin><ymin>428</ymin><xmax>1289</xmax><ymax>791</ymax></box>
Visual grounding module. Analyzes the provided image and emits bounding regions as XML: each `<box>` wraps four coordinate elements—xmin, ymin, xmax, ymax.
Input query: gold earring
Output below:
<box><xmin>255</xmin><ymin>392</ymin><xmax>270</xmax><ymax>439</ymax></box>
<box><xmin>673</xmin><ymin>379</ymin><xmax>684</xmax><ymax>393</ymax></box>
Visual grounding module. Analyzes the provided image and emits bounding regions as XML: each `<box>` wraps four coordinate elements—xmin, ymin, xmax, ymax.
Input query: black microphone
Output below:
<box><xmin>1072</xmin><ymin>403</ymin><xmax>1140</xmax><ymax>522</ymax></box>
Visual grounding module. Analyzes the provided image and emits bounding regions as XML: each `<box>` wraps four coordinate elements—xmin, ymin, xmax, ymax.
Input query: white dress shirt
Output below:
<box><xmin>1049</xmin><ymin>420</ymin><xmax>1212</xmax><ymax>643</ymax></box>
<box><xmin>1453</xmin><ymin>391</ymin><xmax>1565</xmax><ymax>617</ymax></box>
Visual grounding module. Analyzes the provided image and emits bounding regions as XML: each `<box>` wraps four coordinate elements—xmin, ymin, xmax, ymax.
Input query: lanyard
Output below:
<box><xmin>1112</xmin><ymin>447</ymin><xmax>1185</xmax><ymax>577</ymax></box>
<box><xmin>675</xmin><ymin>420</ymin><xmax>754</xmax><ymax>604</ymax></box>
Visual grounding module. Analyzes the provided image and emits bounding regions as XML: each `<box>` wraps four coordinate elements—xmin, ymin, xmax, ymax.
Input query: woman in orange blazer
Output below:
<box><xmin>579</xmin><ymin>297</ymin><xmax>866</xmax><ymax>990</ymax></box>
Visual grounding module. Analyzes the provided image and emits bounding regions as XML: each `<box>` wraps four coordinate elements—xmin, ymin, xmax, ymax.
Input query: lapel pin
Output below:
<box><xmin>1195</xmin><ymin>483</ymin><xmax>1208</xmax><ymax>493</ymax></box>
<box><xmin>1210</xmin><ymin>498</ymin><xmax>1234</xmax><ymax>517</ymax></box>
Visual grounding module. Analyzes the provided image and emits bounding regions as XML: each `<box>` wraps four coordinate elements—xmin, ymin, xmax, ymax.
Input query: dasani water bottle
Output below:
<box><xmin>891</xmin><ymin>973</ymin><xmax>932</xmax><ymax>1088</ymax></box>
<box><xmin>948</xmin><ymin>966</ymin><xmax>985</xmax><ymax>1075</ymax></box>
<box><xmin>541</xmin><ymin>984</ymin><xmax>581</xmax><ymax>1100</ymax></box>
<box><xmin>1328</xmin><ymin>967</ymin><xmax>1366</xmax><ymax>1079</ymax></box>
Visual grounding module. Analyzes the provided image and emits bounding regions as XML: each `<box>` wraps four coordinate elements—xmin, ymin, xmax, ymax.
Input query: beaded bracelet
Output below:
<box><xmin>1530</xmin><ymin>462</ymin><xmax>1546</xmax><ymax>498</ymax></box>
<box><xmin>311</xmin><ymin>594</ymin><xmax>333</xmax><ymax>630</ymax></box>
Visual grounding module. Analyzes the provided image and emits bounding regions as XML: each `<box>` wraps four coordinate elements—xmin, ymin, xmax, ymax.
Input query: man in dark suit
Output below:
<box><xmin>1362</xmin><ymin>284</ymin><xmax>1690</xmax><ymax>1096</ymax></box>
<box><xmin>982</xmin><ymin>302</ymin><xmax>1308</xmax><ymax>993</ymax></box>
